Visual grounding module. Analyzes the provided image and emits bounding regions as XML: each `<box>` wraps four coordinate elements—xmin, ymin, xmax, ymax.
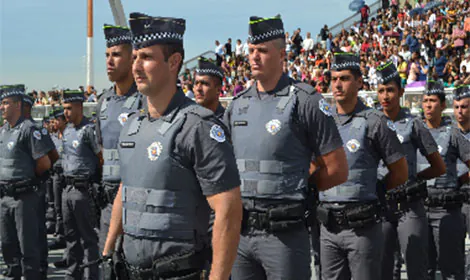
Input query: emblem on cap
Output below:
<box><xmin>7</xmin><ymin>141</ymin><xmax>15</xmax><ymax>151</ymax></box>
<box><xmin>41</xmin><ymin>128</ymin><xmax>48</xmax><ymax>135</ymax></box>
<box><xmin>346</xmin><ymin>139</ymin><xmax>361</xmax><ymax>153</ymax></box>
<box><xmin>210</xmin><ymin>125</ymin><xmax>226</xmax><ymax>143</ymax></box>
<box><xmin>397</xmin><ymin>134</ymin><xmax>404</xmax><ymax>143</ymax></box>
<box><xmin>147</xmin><ymin>141</ymin><xmax>163</xmax><ymax>161</ymax></box>
<box><xmin>72</xmin><ymin>140</ymin><xmax>80</xmax><ymax>149</ymax></box>
<box><xmin>266</xmin><ymin>119</ymin><xmax>282</xmax><ymax>135</ymax></box>
<box><xmin>118</xmin><ymin>113</ymin><xmax>129</xmax><ymax>126</ymax></box>
<box><xmin>319</xmin><ymin>99</ymin><xmax>332</xmax><ymax>116</ymax></box>
<box><xmin>33</xmin><ymin>130</ymin><xmax>42</xmax><ymax>140</ymax></box>
<box><xmin>387</xmin><ymin>120</ymin><xmax>396</xmax><ymax>131</ymax></box>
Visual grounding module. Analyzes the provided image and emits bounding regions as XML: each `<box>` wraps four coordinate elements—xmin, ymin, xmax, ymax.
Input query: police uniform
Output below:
<box><xmin>417</xmin><ymin>81</ymin><xmax>470</xmax><ymax>280</ymax></box>
<box><xmin>318</xmin><ymin>54</ymin><xmax>405</xmax><ymax>280</ymax></box>
<box><xmin>118</xmin><ymin>13</ymin><xmax>240</xmax><ymax>280</ymax></box>
<box><xmin>376</xmin><ymin>63</ymin><xmax>438</xmax><ymax>280</ymax></box>
<box><xmin>226</xmin><ymin>15</ymin><xmax>343</xmax><ymax>280</ymax></box>
<box><xmin>0</xmin><ymin>85</ymin><xmax>53</xmax><ymax>279</ymax></box>
<box><xmin>61</xmin><ymin>90</ymin><xmax>101</xmax><ymax>280</ymax></box>
<box><xmin>96</xmin><ymin>24</ymin><xmax>145</xmax><ymax>258</ymax></box>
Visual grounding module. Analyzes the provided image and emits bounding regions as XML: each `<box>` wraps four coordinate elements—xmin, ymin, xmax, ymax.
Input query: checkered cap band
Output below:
<box><xmin>196</xmin><ymin>68</ymin><xmax>224</xmax><ymax>79</ymax></box>
<box><xmin>377</xmin><ymin>71</ymin><xmax>399</xmax><ymax>84</ymax></box>
<box><xmin>331</xmin><ymin>61</ymin><xmax>361</xmax><ymax>71</ymax></box>
<box><xmin>106</xmin><ymin>35</ymin><xmax>132</xmax><ymax>46</ymax></box>
<box><xmin>132</xmin><ymin>32</ymin><xmax>183</xmax><ymax>45</ymax></box>
<box><xmin>63</xmin><ymin>95</ymin><xmax>85</xmax><ymax>103</ymax></box>
<box><xmin>248</xmin><ymin>29</ymin><xmax>284</xmax><ymax>44</ymax></box>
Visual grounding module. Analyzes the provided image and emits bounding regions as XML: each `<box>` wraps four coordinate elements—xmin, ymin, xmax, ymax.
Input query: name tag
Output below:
<box><xmin>233</xmin><ymin>120</ymin><xmax>248</xmax><ymax>127</ymax></box>
<box><xmin>120</xmin><ymin>141</ymin><xmax>135</xmax><ymax>148</ymax></box>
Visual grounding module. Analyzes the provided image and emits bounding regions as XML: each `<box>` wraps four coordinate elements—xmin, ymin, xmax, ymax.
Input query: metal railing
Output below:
<box><xmin>328</xmin><ymin>0</ymin><xmax>382</xmax><ymax>36</ymax></box>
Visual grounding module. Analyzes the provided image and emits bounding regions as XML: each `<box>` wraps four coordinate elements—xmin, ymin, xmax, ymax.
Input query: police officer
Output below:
<box><xmin>96</xmin><ymin>24</ymin><xmax>146</xmax><ymax>268</ymax></box>
<box><xmin>319</xmin><ymin>53</ymin><xmax>408</xmax><ymax>280</ymax></box>
<box><xmin>0</xmin><ymin>84</ymin><xmax>52</xmax><ymax>279</ymax></box>
<box><xmin>453</xmin><ymin>86</ymin><xmax>470</xmax><ymax>278</ymax></box>
<box><xmin>194</xmin><ymin>56</ymin><xmax>226</xmax><ymax>119</ymax></box>
<box><xmin>375</xmin><ymin>62</ymin><xmax>446</xmax><ymax>280</ymax></box>
<box><xmin>103</xmin><ymin>13</ymin><xmax>242</xmax><ymax>280</ymax></box>
<box><xmin>61</xmin><ymin>90</ymin><xmax>101</xmax><ymax>280</ymax></box>
<box><xmin>226</xmin><ymin>15</ymin><xmax>348</xmax><ymax>280</ymax></box>
<box><xmin>22</xmin><ymin>93</ymin><xmax>59</xmax><ymax>278</ymax></box>
<box><xmin>418</xmin><ymin>80</ymin><xmax>470</xmax><ymax>280</ymax></box>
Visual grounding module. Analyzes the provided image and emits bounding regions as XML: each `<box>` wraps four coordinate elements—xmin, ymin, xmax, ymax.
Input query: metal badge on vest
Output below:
<box><xmin>62</xmin><ymin>123</ymin><xmax>99</xmax><ymax>178</ymax></box>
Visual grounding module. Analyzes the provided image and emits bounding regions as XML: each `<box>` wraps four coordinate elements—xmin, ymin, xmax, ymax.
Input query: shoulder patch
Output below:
<box><xmin>210</xmin><ymin>124</ymin><xmax>226</xmax><ymax>143</ymax></box>
<box><xmin>41</xmin><ymin>128</ymin><xmax>48</xmax><ymax>135</ymax></box>
<box><xmin>387</xmin><ymin>120</ymin><xmax>397</xmax><ymax>131</ymax></box>
<box><xmin>319</xmin><ymin>99</ymin><xmax>333</xmax><ymax>116</ymax></box>
<box><xmin>33</xmin><ymin>130</ymin><xmax>42</xmax><ymax>140</ymax></box>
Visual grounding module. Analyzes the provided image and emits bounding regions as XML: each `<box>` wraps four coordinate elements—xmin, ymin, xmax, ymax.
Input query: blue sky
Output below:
<box><xmin>0</xmin><ymin>0</ymin><xmax>363</xmax><ymax>92</ymax></box>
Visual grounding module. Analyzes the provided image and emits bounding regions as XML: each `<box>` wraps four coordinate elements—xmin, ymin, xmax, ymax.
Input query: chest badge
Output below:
<box><xmin>72</xmin><ymin>140</ymin><xmax>80</xmax><ymax>149</ymax></box>
<box><xmin>118</xmin><ymin>113</ymin><xmax>129</xmax><ymax>126</ymax></box>
<box><xmin>33</xmin><ymin>130</ymin><xmax>42</xmax><ymax>140</ymax></box>
<box><xmin>266</xmin><ymin>119</ymin><xmax>282</xmax><ymax>135</ymax></box>
<box><xmin>210</xmin><ymin>125</ymin><xmax>226</xmax><ymax>143</ymax></box>
<box><xmin>397</xmin><ymin>134</ymin><xmax>404</xmax><ymax>143</ymax></box>
<box><xmin>147</xmin><ymin>141</ymin><xmax>163</xmax><ymax>161</ymax></box>
<box><xmin>319</xmin><ymin>99</ymin><xmax>332</xmax><ymax>116</ymax></box>
<box><xmin>346</xmin><ymin>139</ymin><xmax>361</xmax><ymax>153</ymax></box>
<box><xmin>41</xmin><ymin>128</ymin><xmax>48</xmax><ymax>135</ymax></box>
<box><xmin>7</xmin><ymin>141</ymin><xmax>15</xmax><ymax>151</ymax></box>
<box><xmin>387</xmin><ymin>120</ymin><xmax>397</xmax><ymax>131</ymax></box>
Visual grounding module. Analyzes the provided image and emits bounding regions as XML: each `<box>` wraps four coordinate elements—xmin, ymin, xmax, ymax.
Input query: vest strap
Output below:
<box><xmin>123</xmin><ymin>95</ymin><xmax>138</xmax><ymax>109</ymax></box>
<box><xmin>103</xmin><ymin>165</ymin><xmax>120</xmax><ymax>177</ymax></box>
<box><xmin>101</xmin><ymin>98</ymin><xmax>109</xmax><ymax>114</ymax></box>
<box><xmin>236</xmin><ymin>159</ymin><xmax>284</xmax><ymax>174</ymax></box>
<box><xmin>240</xmin><ymin>179</ymin><xmax>282</xmax><ymax>195</ymax></box>
<box><xmin>103</xmin><ymin>149</ymin><xmax>120</xmax><ymax>161</ymax></box>
<box><xmin>275</xmin><ymin>85</ymin><xmax>296</xmax><ymax>112</ymax></box>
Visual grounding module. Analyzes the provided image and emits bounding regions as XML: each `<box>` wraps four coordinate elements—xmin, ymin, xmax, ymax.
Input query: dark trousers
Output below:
<box><xmin>231</xmin><ymin>227</ymin><xmax>311</xmax><ymax>280</ymax></box>
<box><xmin>461</xmin><ymin>203</ymin><xmax>470</xmax><ymax>279</ymax></box>
<box><xmin>381</xmin><ymin>200</ymin><xmax>428</xmax><ymax>280</ymax></box>
<box><xmin>427</xmin><ymin>206</ymin><xmax>465</xmax><ymax>280</ymax></box>
<box><xmin>62</xmin><ymin>184</ymin><xmax>99</xmax><ymax>280</ymax></box>
<box><xmin>320</xmin><ymin>222</ymin><xmax>383</xmax><ymax>280</ymax></box>
<box><xmin>37</xmin><ymin>186</ymin><xmax>49</xmax><ymax>274</ymax></box>
<box><xmin>53</xmin><ymin>172</ymin><xmax>65</xmax><ymax>236</ymax></box>
<box><xmin>0</xmin><ymin>190</ymin><xmax>40</xmax><ymax>279</ymax></box>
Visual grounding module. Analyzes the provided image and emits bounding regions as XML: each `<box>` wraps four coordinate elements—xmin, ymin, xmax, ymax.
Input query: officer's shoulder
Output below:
<box><xmin>21</xmin><ymin>118</ymin><xmax>38</xmax><ymax>131</ymax></box>
<box><xmin>357</xmin><ymin>107</ymin><xmax>386</xmax><ymax>125</ymax></box>
<box><xmin>231</xmin><ymin>84</ymin><xmax>253</xmax><ymax>101</ymax></box>
<box><xmin>292</xmin><ymin>81</ymin><xmax>316</xmax><ymax>96</ymax></box>
<box><xmin>98</xmin><ymin>86</ymin><xmax>113</xmax><ymax>100</ymax></box>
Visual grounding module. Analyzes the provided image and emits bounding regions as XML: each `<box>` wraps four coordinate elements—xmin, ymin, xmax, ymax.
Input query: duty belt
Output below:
<box><xmin>53</xmin><ymin>165</ymin><xmax>63</xmax><ymax>174</ymax></box>
<box><xmin>0</xmin><ymin>180</ymin><xmax>37</xmax><ymax>198</ymax></box>
<box><xmin>126</xmin><ymin>249</ymin><xmax>206</xmax><ymax>280</ymax></box>
<box><xmin>317</xmin><ymin>201</ymin><xmax>381</xmax><ymax>231</ymax></box>
<box><xmin>386</xmin><ymin>180</ymin><xmax>428</xmax><ymax>204</ymax></box>
<box><xmin>65</xmin><ymin>176</ymin><xmax>91</xmax><ymax>188</ymax></box>
<box><xmin>242</xmin><ymin>203</ymin><xmax>306</xmax><ymax>232</ymax></box>
<box><xmin>425</xmin><ymin>187</ymin><xmax>467</xmax><ymax>208</ymax></box>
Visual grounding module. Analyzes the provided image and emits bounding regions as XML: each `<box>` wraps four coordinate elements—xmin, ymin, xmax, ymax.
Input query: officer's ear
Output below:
<box><xmin>168</xmin><ymin>52</ymin><xmax>183</xmax><ymax>74</ymax></box>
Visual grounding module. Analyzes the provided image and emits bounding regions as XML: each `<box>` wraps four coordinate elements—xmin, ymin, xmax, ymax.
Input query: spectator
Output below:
<box><xmin>360</xmin><ymin>4</ymin><xmax>370</xmax><ymax>27</ymax></box>
<box><xmin>214</xmin><ymin>40</ymin><xmax>224</xmax><ymax>66</ymax></box>
<box><xmin>291</xmin><ymin>28</ymin><xmax>303</xmax><ymax>55</ymax></box>
<box><xmin>225</xmin><ymin>38</ymin><xmax>232</xmax><ymax>58</ymax></box>
<box><xmin>235</xmin><ymin>39</ymin><xmax>243</xmax><ymax>60</ymax></box>
<box><xmin>319</xmin><ymin>25</ymin><xmax>329</xmax><ymax>49</ymax></box>
<box><xmin>434</xmin><ymin>50</ymin><xmax>447</xmax><ymax>79</ymax></box>
<box><xmin>185</xmin><ymin>84</ymin><xmax>194</xmax><ymax>98</ymax></box>
<box><xmin>453</xmin><ymin>22</ymin><xmax>466</xmax><ymax>54</ymax></box>
<box><xmin>302</xmin><ymin>32</ymin><xmax>314</xmax><ymax>55</ymax></box>
<box><xmin>460</xmin><ymin>53</ymin><xmax>470</xmax><ymax>74</ymax></box>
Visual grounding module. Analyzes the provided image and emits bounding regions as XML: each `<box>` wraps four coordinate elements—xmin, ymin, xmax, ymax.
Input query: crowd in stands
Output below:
<box><xmin>30</xmin><ymin>0</ymin><xmax>470</xmax><ymax>102</ymax></box>
<box><xmin>180</xmin><ymin>0</ymin><xmax>470</xmax><ymax>98</ymax></box>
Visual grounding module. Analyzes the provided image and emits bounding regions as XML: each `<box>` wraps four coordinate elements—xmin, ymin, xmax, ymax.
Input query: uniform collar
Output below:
<box><xmin>69</xmin><ymin>116</ymin><xmax>89</xmax><ymax>129</ymax></box>
<box><xmin>395</xmin><ymin>107</ymin><xmax>412</xmax><ymax>122</ymax></box>
<box><xmin>332</xmin><ymin>98</ymin><xmax>368</xmax><ymax>125</ymax></box>
<box><xmin>214</xmin><ymin>102</ymin><xmax>225</xmax><ymax>119</ymax></box>
<box><xmin>112</xmin><ymin>82</ymin><xmax>138</xmax><ymax>99</ymax></box>
<box><xmin>159</xmin><ymin>89</ymin><xmax>189</xmax><ymax>123</ymax></box>
<box><xmin>247</xmin><ymin>73</ymin><xmax>291</xmax><ymax>97</ymax></box>
<box><xmin>6</xmin><ymin>116</ymin><xmax>25</xmax><ymax>130</ymax></box>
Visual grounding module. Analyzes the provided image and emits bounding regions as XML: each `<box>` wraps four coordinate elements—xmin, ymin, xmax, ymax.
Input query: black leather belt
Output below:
<box><xmin>65</xmin><ymin>177</ymin><xmax>91</xmax><ymax>188</ymax></box>
<box><xmin>0</xmin><ymin>180</ymin><xmax>36</xmax><ymax>198</ymax></box>
<box><xmin>317</xmin><ymin>201</ymin><xmax>381</xmax><ymax>230</ymax></box>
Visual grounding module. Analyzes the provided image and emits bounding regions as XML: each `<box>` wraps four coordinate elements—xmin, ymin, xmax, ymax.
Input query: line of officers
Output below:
<box><xmin>0</xmin><ymin>12</ymin><xmax>469</xmax><ymax>280</ymax></box>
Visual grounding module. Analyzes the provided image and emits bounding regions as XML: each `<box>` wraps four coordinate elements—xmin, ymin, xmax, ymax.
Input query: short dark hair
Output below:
<box><xmin>349</xmin><ymin>68</ymin><xmax>362</xmax><ymax>79</ymax></box>
<box><xmin>161</xmin><ymin>43</ymin><xmax>185</xmax><ymax>74</ymax></box>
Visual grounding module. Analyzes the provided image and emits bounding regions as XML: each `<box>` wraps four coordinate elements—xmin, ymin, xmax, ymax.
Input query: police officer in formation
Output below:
<box><xmin>375</xmin><ymin>62</ymin><xmax>446</xmax><ymax>280</ymax></box>
<box><xmin>318</xmin><ymin>53</ymin><xmax>408</xmax><ymax>280</ymax></box>
<box><xmin>418</xmin><ymin>80</ymin><xmax>470</xmax><ymax>280</ymax></box>
<box><xmin>453</xmin><ymin>85</ymin><xmax>470</xmax><ymax>278</ymax></box>
<box><xmin>61</xmin><ymin>90</ymin><xmax>101</xmax><ymax>280</ymax></box>
<box><xmin>95</xmin><ymin>24</ymin><xmax>145</xmax><ymax>276</ymax></box>
<box><xmin>103</xmin><ymin>12</ymin><xmax>242</xmax><ymax>280</ymax></box>
<box><xmin>49</xmin><ymin>107</ymin><xmax>69</xmax><ymax>268</ymax></box>
<box><xmin>194</xmin><ymin>56</ymin><xmax>226</xmax><ymax>119</ymax></box>
<box><xmin>0</xmin><ymin>84</ymin><xmax>52</xmax><ymax>279</ymax></box>
<box><xmin>225</xmin><ymin>15</ymin><xmax>348</xmax><ymax>280</ymax></box>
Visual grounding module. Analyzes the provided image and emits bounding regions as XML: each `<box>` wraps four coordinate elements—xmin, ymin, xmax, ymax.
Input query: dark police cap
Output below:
<box><xmin>62</xmin><ymin>90</ymin><xmax>85</xmax><ymax>103</ymax></box>
<box><xmin>248</xmin><ymin>14</ymin><xmax>285</xmax><ymax>44</ymax></box>
<box><xmin>331</xmin><ymin>52</ymin><xmax>361</xmax><ymax>71</ymax></box>
<box><xmin>196</xmin><ymin>56</ymin><xmax>224</xmax><ymax>80</ymax></box>
<box><xmin>424</xmin><ymin>80</ymin><xmax>445</xmax><ymax>97</ymax></box>
<box><xmin>453</xmin><ymin>85</ymin><xmax>470</xmax><ymax>101</ymax></box>
<box><xmin>129</xmin><ymin>12</ymin><xmax>185</xmax><ymax>50</ymax></box>
<box><xmin>22</xmin><ymin>93</ymin><xmax>35</xmax><ymax>107</ymax></box>
<box><xmin>0</xmin><ymin>84</ymin><xmax>25</xmax><ymax>100</ymax></box>
<box><xmin>103</xmin><ymin>24</ymin><xmax>132</xmax><ymax>48</ymax></box>
<box><xmin>376</xmin><ymin>61</ymin><xmax>399</xmax><ymax>85</ymax></box>
<box><xmin>52</xmin><ymin>107</ymin><xmax>64</xmax><ymax>118</ymax></box>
